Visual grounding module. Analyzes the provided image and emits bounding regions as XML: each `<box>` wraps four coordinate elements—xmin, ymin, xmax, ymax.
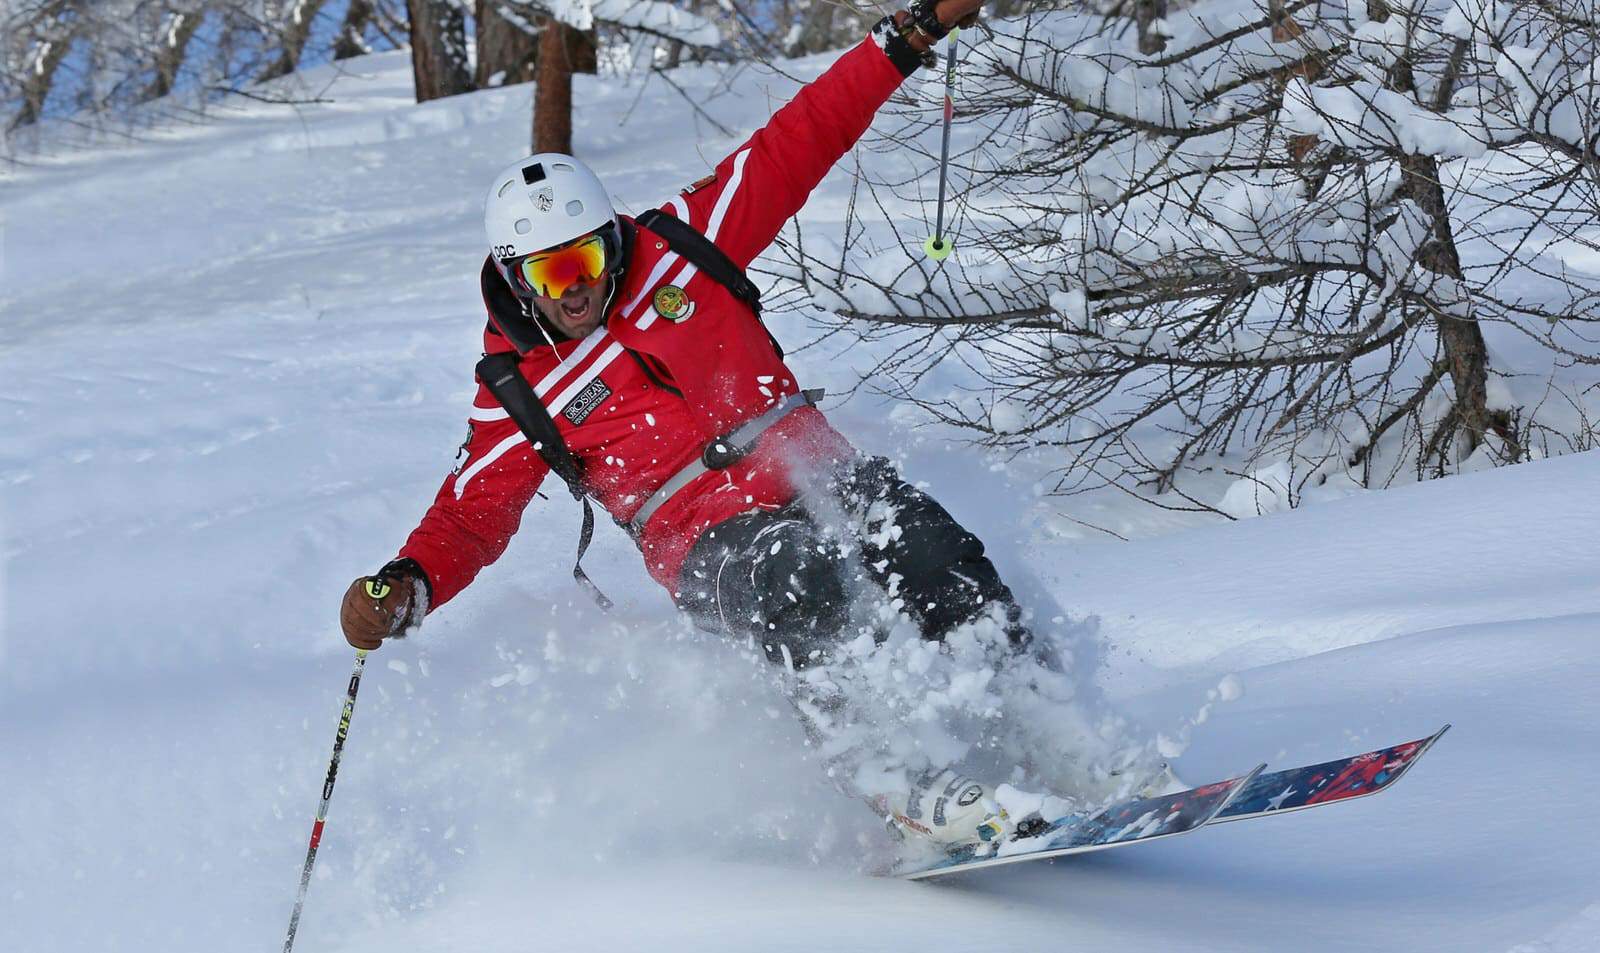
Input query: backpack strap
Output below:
<box><xmin>635</xmin><ymin>208</ymin><xmax>763</xmax><ymax>314</ymax></box>
<box><xmin>635</xmin><ymin>209</ymin><xmax>783</xmax><ymax>356</ymax></box>
<box><xmin>475</xmin><ymin>351</ymin><xmax>614</xmax><ymax>611</ymax></box>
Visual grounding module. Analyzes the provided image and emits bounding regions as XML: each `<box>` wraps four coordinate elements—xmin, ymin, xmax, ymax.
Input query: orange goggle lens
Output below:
<box><xmin>516</xmin><ymin>235</ymin><xmax>609</xmax><ymax>298</ymax></box>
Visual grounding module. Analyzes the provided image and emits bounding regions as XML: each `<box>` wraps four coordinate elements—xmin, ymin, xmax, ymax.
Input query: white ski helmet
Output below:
<box><xmin>484</xmin><ymin>153</ymin><xmax>618</xmax><ymax>264</ymax></box>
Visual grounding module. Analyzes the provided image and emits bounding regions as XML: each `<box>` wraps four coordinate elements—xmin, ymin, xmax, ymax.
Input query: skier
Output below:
<box><xmin>339</xmin><ymin>0</ymin><xmax>1061</xmax><ymax>854</ymax></box>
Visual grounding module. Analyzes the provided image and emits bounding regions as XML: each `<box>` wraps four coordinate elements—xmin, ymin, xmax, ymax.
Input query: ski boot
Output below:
<box><xmin>875</xmin><ymin>769</ymin><xmax>1014</xmax><ymax>856</ymax></box>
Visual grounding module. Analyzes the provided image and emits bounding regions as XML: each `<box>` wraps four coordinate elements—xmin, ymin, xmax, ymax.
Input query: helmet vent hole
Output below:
<box><xmin>553</xmin><ymin>162</ymin><xmax>575</xmax><ymax>173</ymax></box>
<box><xmin>514</xmin><ymin>218</ymin><xmax>532</xmax><ymax>235</ymax></box>
<box><xmin>566</xmin><ymin>200</ymin><xmax>584</xmax><ymax>216</ymax></box>
<box><xmin>497</xmin><ymin>181</ymin><xmax>516</xmax><ymax>199</ymax></box>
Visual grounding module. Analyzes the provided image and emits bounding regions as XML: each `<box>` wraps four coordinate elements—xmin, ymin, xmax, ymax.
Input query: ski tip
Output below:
<box><xmin>923</xmin><ymin>235</ymin><xmax>955</xmax><ymax>261</ymax></box>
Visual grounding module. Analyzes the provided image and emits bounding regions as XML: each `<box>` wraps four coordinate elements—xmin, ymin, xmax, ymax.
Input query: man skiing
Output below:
<box><xmin>339</xmin><ymin>0</ymin><xmax>1073</xmax><ymax>854</ymax></box>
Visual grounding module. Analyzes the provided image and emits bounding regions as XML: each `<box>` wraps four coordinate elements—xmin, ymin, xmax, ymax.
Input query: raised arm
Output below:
<box><xmin>667</xmin><ymin>2</ymin><xmax>977</xmax><ymax>269</ymax></box>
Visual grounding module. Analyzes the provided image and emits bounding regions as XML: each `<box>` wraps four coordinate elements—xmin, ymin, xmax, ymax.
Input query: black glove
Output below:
<box><xmin>908</xmin><ymin>0</ymin><xmax>981</xmax><ymax>42</ymax></box>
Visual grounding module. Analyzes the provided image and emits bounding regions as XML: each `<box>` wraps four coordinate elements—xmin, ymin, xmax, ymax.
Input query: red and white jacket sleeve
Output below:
<box><xmin>670</xmin><ymin>35</ymin><xmax>915</xmax><ymax>269</ymax></box>
<box><xmin>395</xmin><ymin>374</ymin><xmax>550</xmax><ymax>609</ymax></box>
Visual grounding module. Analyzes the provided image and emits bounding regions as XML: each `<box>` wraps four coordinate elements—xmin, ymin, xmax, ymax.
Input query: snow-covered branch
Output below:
<box><xmin>504</xmin><ymin>0</ymin><xmax>722</xmax><ymax>48</ymax></box>
<box><xmin>783</xmin><ymin>0</ymin><xmax>1600</xmax><ymax>501</ymax></box>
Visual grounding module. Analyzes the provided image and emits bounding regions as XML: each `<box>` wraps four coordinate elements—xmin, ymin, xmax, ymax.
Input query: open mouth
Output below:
<box><xmin>559</xmin><ymin>296</ymin><xmax>592</xmax><ymax>323</ymax></box>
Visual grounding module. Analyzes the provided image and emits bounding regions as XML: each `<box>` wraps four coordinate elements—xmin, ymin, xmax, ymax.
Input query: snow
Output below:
<box><xmin>4</xmin><ymin>44</ymin><xmax>1600</xmax><ymax>953</ymax></box>
<box><xmin>1440</xmin><ymin>0</ymin><xmax>1513</xmax><ymax>40</ymax></box>
<box><xmin>548</xmin><ymin>0</ymin><xmax>722</xmax><ymax>47</ymax></box>
<box><xmin>1281</xmin><ymin>77</ymin><xmax>1495</xmax><ymax>157</ymax></box>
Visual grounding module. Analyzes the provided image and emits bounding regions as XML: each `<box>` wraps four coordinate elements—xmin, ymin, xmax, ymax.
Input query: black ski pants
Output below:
<box><xmin>676</xmin><ymin>456</ymin><xmax>1027</xmax><ymax>667</ymax></box>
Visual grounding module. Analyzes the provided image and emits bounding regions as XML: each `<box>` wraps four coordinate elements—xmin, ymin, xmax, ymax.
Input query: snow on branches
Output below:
<box><xmin>788</xmin><ymin>0</ymin><xmax>1600</xmax><ymax>509</ymax></box>
<box><xmin>538</xmin><ymin>0</ymin><xmax>720</xmax><ymax>48</ymax></box>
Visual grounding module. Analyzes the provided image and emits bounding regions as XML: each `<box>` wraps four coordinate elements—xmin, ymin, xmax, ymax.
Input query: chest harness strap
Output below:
<box><xmin>476</xmin><ymin>350</ymin><xmax>615</xmax><ymax>612</ymax></box>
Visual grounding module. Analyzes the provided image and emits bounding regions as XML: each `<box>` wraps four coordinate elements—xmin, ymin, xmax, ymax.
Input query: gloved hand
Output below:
<box><xmin>895</xmin><ymin>0</ymin><xmax>983</xmax><ymax>56</ymax></box>
<box><xmin>339</xmin><ymin>562</ymin><xmax>428</xmax><ymax>650</ymax></box>
<box><xmin>932</xmin><ymin>0</ymin><xmax>983</xmax><ymax>30</ymax></box>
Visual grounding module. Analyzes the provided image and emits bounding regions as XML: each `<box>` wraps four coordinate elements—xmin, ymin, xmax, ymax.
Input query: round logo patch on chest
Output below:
<box><xmin>652</xmin><ymin>284</ymin><xmax>696</xmax><ymax>323</ymax></box>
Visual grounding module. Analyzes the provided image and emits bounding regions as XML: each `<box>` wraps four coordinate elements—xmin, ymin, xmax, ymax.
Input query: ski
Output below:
<box><xmin>1208</xmin><ymin>724</ymin><xmax>1450</xmax><ymax>824</ymax></box>
<box><xmin>895</xmin><ymin>725</ymin><xmax>1449</xmax><ymax>880</ymax></box>
<box><xmin>898</xmin><ymin>763</ymin><xmax>1264</xmax><ymax>880</ymax></box>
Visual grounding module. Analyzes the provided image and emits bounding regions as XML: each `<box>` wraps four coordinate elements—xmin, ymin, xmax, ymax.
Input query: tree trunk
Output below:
<box><xmin>531</xmin><ymin>18</ymin><xmax>596</xmax><ymax>153</ymax></box>
<box><xmin>572</xmin><ymin>22</ymin><xmax>597</xmax><ymax>74</ymax></box>
<box><xmin>260</xmin><ymin>0</ymin><xmax>334</xmax><ymax>81</ymax></box>
<box><xmin>1135</xmin><ymin>0</ymin><xmax>1167</xmax><ymax>55</ymax></box>
<box><xmin>787</xmin><ymin>0</ymin><xmax>836</xmax><ymax>57</ymax></box>
<box><xmin>406</xmin><ymin>0</ymin><xmax>473</xmax><ymax>102</ymax></box>
<box><xmin>1269</xmin><ymin>1</ymin><xmax>1322</xmax><ymax>166</ymax></box>
<box><xmin>1370</xmin><ymin>2</ymin><xmax>1517</xmax><ymax>461</ymax></box>
<box><xmin>475</xmin><ymin>0</ymin><xmax>538</xmax><ymax>88</ymax></box>
<box><xmin>333</xmin><ymin>0</ymin><xmax>376</xmax><ymax>59</ymax></box>
<box><xmin>144</xmin><ymin>9</ymin><xmax>205</xmax><ymax>101</ymax></box>
<box><xmin>1398</xmin><ymin>152</ymin><xmax>1515</xmax><ymax>459</ymax></box>
<box><xmin>664</xmin><ymin>0</ymin><xmax>703</xmax><ymax>68</ymax></box>
<box><xmin>10</xmin><ymin>17</ymin><xmax>78</xmax><ymax>130</ymax></box>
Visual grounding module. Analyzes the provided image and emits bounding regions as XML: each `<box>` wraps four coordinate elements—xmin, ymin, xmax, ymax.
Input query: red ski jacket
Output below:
<box><xmin>396</xmin><ymin>36</ymin><xmax>912</xmax><ymax>609</ymax></box>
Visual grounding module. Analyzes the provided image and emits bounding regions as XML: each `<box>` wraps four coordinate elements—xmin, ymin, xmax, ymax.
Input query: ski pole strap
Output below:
<box><xmin>475</xmin><ymin>351</ymin><xmax>614</xmax><ymax>611</ymax></box>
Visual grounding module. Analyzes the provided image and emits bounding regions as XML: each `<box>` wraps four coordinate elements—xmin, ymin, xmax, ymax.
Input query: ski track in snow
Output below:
<box><xmin>4</xmin><ymin>48</ymin><xmax>1599</xmax><ymax>953</ymax></box>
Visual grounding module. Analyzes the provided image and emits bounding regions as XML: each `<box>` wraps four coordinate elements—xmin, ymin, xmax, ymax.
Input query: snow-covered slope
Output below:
<box><xmin>4</xmin><ymin>49</ymin><xmax>1597</xmax><ymax>953</ymax></box>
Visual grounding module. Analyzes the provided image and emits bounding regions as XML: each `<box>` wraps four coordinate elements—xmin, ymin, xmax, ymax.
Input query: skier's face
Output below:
<box><xmin>534</xmin><ymin>277</ymin><xmax>609</xmax><ymax>339</ymax></box>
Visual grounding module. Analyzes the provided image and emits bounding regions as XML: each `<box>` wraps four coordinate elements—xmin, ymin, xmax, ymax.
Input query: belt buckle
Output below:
<box><xmin>702</xmin><ymin>439</ymin><xmax>744</xmax><ymax>470</ymax></box>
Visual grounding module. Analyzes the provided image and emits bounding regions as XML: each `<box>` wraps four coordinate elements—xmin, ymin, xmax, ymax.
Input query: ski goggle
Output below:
<box><xmin>507</xmin><ymin>232</ymin><xmax>610</xmax><ymax>299</ymax></box>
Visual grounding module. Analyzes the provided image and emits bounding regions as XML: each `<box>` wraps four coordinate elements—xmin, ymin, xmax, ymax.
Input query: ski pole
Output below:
<box><xmin>283</xmin><ymin>646</ymin><xmax>371</xmax><ymax>953</ymax></box>
<box><xmin>923</xmin><ymin>27</ymin><xmax>962</xmax><ymax>262</ymax></box>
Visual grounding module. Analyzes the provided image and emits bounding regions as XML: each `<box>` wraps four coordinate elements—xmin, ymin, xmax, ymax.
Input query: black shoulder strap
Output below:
<box><xmin>635</xmin><ymin>208</ymin><xmax>763</xmax><ymax>315</ymax></box>
<box><xmin>475</xmin><ymin>351</ymin><xmax>614</xmax><ymax>611</ymax></box>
